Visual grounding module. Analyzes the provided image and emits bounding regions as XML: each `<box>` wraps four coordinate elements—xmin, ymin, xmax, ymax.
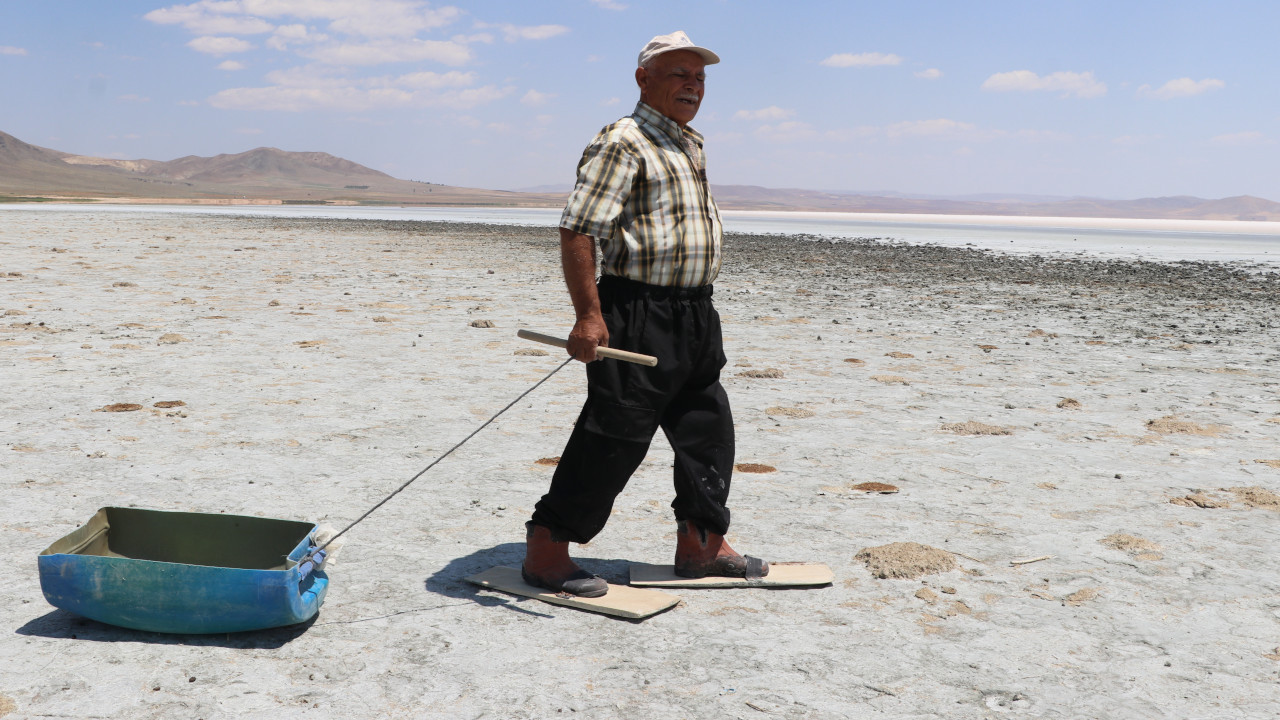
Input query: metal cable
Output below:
<box><xmin>302</xmin><ymin>356</ymin><xmax>574</xmax><ymax>564</ymax></box>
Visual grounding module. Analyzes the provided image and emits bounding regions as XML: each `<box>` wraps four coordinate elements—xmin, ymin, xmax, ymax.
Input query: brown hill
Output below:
<box><xmin>0</xmin><ymin>130</ymin><xmax>561</xmax><ymax>206</ymax></box>
<box><xmin>710</xmin><ymin>185</ymin><xmax>1280</xmax><ymax>221</ymax></box>
<box><xmin>142</xmin><ymin>147</ymin><xmax>392</xmax><ymax>184</ymax></box>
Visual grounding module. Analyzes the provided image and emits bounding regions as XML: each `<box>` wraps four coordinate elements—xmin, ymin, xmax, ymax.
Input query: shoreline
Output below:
<box><xmin>5</xmin><ymin>202</ymin><xmax>1280</xmax><ymax>269</ymax></box>
<box><xmin>6</xmin><ymin>198</ymin><xmax>1280</xmax><ymax>234</ymax></box>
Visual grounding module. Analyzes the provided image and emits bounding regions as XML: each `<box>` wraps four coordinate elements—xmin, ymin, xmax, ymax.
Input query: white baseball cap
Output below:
<box><xmin>637</xmin><ymin>31</ymin><xmax>719</xmax><ymax>67</ymax></box>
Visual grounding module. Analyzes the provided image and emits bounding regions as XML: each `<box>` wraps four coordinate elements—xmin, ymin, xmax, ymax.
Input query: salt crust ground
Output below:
<box><xmin>2</xmin><ymin>208</ymin><xmax>1279</xmax><ymax>719</ymax></box>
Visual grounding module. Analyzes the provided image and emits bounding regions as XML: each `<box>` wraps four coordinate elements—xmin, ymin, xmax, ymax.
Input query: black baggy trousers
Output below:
<box><xmin>530</xmin><ymin>274</ymin><xmax>735</xmax><ymax>544</ymax></box>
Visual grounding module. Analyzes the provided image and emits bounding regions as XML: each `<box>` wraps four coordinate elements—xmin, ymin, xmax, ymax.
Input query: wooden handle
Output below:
<box><xmin>518</xmin><ymin>329</ymin><xmax>658</xmax><ymax>367</ymax></box>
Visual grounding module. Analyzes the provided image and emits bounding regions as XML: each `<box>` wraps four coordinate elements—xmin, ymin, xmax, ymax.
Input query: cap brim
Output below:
<box><xmin>691</xmin><ymin>46</ymin><xmax>720</xmax><ymax>65</ymax></box>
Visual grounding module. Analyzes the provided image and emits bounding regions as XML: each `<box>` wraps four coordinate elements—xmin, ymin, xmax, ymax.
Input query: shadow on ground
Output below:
<box><xmin>424</xmin><ymin>542</ymin><xmax>647</xmax><ymax>620</ymax></box>
<box><xmin>14</xmin><ymin>608</ymin><xmax>315</xmax><ymax>648</ymax></box>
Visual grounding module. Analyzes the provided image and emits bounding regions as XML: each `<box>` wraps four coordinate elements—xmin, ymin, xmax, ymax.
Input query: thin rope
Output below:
<box><xmin>303</xmin><ymin>356</ymin><xmax>574</xmax><ymax>563</ymax></box>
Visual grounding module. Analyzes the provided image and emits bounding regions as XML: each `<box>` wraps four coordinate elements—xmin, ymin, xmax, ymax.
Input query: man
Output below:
<box><xmin>522</xmin><ymin>31</ymin><xmax>769</xmax><ymax>598</ymax></box>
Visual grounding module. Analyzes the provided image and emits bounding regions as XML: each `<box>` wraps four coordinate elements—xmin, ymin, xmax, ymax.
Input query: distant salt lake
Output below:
<box><xmin>7</xmin><ymin>203</ymin><xmax>1280</xmax><ymax>267</ymax></box>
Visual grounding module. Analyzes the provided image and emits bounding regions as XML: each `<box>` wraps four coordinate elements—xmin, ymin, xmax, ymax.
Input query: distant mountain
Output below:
<box><xmin>708</xmin><ymin>184</ymin><xmax>1280</xmax><ymax>221</ymax></box>
<box><xmin>0</xmin><ymin>130</ymin><xmax>561</xmax><ymax>206</ymax></box>
<box><xmin>2</xmin><ymin>130</ymin><xmax>1277</xmax><ymax>220</ymax></box>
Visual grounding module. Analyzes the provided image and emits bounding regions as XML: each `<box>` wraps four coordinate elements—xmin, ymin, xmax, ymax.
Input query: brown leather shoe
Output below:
<box><xmin>521</xmin><ymin>522</ymin><xmax>608</xmax><ymax>598</ymax></box>
<box><xmin>673</xmin><ymin>520</ymin><xmax>770</xmax><ymax>579</ymax></box>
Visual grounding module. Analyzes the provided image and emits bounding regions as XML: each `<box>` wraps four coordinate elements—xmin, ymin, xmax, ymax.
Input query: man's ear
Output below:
<box><xmin>635</xmin><ymin>66</ymin><xmax>647</xmax><ymax>93</ymax></box>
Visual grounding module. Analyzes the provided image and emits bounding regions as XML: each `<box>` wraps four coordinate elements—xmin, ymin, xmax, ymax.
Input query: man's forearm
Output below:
<box><xmin>560</xmin><ymin>227</ymin><xmax>609</xmax><ymax>361</ymax></box>
<box><xmin>560</xmin><ymin>228</ymin><xmax>601</xmax><ymax>321</ymax></box>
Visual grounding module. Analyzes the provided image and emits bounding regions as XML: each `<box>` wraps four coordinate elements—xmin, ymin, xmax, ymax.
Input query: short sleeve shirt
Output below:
<box><xmin>560</xmin><ymin>102</ymin><xmax>722</xmax><ymax>288</ymax></box>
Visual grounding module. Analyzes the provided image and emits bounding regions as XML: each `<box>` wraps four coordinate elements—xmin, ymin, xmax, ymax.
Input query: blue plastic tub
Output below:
<box><xmin>38</xmin><ymin>507</ymin><xmax>328</xmax><ymax>634</ymax></box>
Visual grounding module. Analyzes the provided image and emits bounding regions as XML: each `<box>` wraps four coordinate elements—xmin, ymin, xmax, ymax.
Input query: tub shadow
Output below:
<box><xmin>15</xmin><ymin>608</ymin><xmax>316</xmax><ymax>649</ymax></box>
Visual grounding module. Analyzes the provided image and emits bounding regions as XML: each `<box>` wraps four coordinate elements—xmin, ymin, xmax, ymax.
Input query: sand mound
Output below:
<box><xmin>885</xmin><ymin>351</ymin><xmax>914</xmax><ymax>359</ymax></box>
<box><xmin>1057</xmin><ymin>398</ymin><xmax>1082</xmax><ymax>409</ymax></box>
<box><xmin>1227</xmin><ymin>486</ymin><xmax>1280</xmax><ymax>511</ymax></box>
<box><xmin>856</xmin><ymin>542</ymin><xmax>956</xmax><ymax>579</ymax></box>
<box><xmin>1146</xmin><ymin>415</ymin><xmax>1221</xmax><ymax>435</ymax></box>
<box><xmin>469</xmin><ymin>319</ymin><xmax>495</xmax><ymax>328</ymax></box>
<box><xmin>941</xmin><ymin>421</ymin><xmax>1012</xmax><ymax>436</ymax></box>
<box><xmin>157</xmin><ymin>333</ymin><xmax>187</xmax><ymax>344</ymax></box>
<box><xmin>514</xmin><ymin>348</ymin><xmax>548</xmax><ymax>356</ymax></box>
<box><xmin>1099</xmin><ymin>533</ymin><xmax>1162</xmax><ymax>559</ymax></box>
<box><xmin>739</xmin><ymin>368</ymin><xmax>784</xmax><ymax>379</ymax></box>
<box><xmin>1254</xmin><ymin>459</ymin><xmax>1280</xmax><ymax>469</ymax></box>
<box><xmin>736</xmin><ymin>463</ymin><xmax>776</xmax><ymax>473</ymax></box>
<box><xmin>766</xmin><ymin>406</ymin><xmax>815</xmax><ymax>418</ymax></box>
<box><xmin>98</xmin><ymin>403</ymin><xmax>142</xmax><ymax>412</ymax></box>
<box><xmin>842</xmin><ymin>358</ymin><xmax>865</xmax><ymax>365</ymax></box>
<box><xmin>153</xmin><ymin>400</ymin><xmax>185</xmax><ymax>409</ymax></box>
<box><xmin>978</xmin><ymin>344</ymin><xmax>998</xmax><ymax>353</ymax></box>
<box><xmin>534</xmin><ymin>457</ymin><xmax>559</xmax><ymax>466</ymax></box>
<box><xmin>851</xmin><ymin>482</ymin><xmax>899</xmax><ymax>494</ymax></box>
<box><xmin>1064</xmin><ymin>587</ymin><xmax>1100</xmax><ymax>606</ymax></box>
<box><xmin>871</xmin><ymin>375</ymin><xmax>909</xmax><ymax>385</ymax></box>
<box><xmin>1170</xmin><ymin>493</ymin><xmax>1228</xmax><ymax>509</ymax></box>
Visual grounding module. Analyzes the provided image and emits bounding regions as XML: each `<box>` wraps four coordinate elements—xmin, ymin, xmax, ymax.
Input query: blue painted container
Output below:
<box><xmin>38</xmin><ymin>507</ymin><xmax>328</xmax><ymax>634</ymax></box>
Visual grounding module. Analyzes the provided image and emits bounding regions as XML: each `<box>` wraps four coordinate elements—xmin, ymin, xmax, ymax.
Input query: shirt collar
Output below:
<box><xmin>633</xmin><ymin>101</ymin><xmax>703</xmax><ymax>146</ymax></box>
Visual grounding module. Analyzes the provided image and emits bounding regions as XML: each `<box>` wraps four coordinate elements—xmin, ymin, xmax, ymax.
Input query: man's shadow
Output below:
<box><xmin>424</xmin><ymin>542</ymin><xmax>645</xmax><ymax>620</ymax></box>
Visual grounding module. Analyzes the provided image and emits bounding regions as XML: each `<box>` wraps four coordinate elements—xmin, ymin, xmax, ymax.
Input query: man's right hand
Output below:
<box><xmin>567</xmin><ymin>313</ymin><xmax>609</xmax><ymax>363</ymax></box>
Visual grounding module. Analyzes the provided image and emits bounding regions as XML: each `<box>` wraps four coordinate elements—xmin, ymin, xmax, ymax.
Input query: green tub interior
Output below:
<box><xmin>40</xmin><ymin>507</ymin><xmax>315</xmax><ymax>570</ymax></box>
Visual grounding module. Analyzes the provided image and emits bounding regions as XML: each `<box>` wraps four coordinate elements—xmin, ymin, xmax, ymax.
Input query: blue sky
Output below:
<box><xmin>1</xmin><ymin>1</ymin><xmax>1276</xmax><ymax>200</ymax></box>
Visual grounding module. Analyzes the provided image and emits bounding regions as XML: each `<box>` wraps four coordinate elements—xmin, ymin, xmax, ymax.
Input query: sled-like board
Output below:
<box><xmin>628</xmin><ymin>561</ymin><xmax>833</xmax><ymax>588</ymax></box>
<box><xmin>465</xmin><ymin>566</ymin><xmax>680</xmax><ymax>619</ymax></box>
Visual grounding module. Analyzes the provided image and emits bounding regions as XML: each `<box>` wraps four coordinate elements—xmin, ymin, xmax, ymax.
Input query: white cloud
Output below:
<box><xmin>734</xmin><ymin>106</ymin><xmax>795</xmax><ymax>122</ymax></box>
<box><xmin>1138</xmin><ymin>77</ymin><xmax>1224</xmax><ymax>99</ymax></box>
<box><xmin>590</xmin><ymin>0</ymin><xmax>628</xmax><ymax>9</ymax></box>
<box><xmin>1210</xmin><ymin>131</ymin><xmax>1269</xmax><ymax>147</ymax></box>
<box><xmin>477</xmin><ymin>23</ymin><xmax>570</xmax><ymax>42</ymax></box>
<box><xmin>146</xmin><ymin>1</ymin><xmax>460</xmax><ymax>39</ymax></box>
<box><xmin>602</xmin><ymin>97</ymin><xmax>621</xmax><ymax>106</ymax></box>
<box><xmin>886</xmin><ymin>118</ymin><xmax>976</xmax><ymax>138</ymax></box>
<box><xmin>209</xmin><ymin>66</ymin><xmax>509</xmax><ymax>111</ymax></box>
<box><xmin>218</xmin><ymin>60</ymin><xmax>247</xmax><ymax>70</ymax></box>
<box><xmin>187</xmin><ymin>36</ymin><xmax>253</xmax><ymax>55</ymax></box>
<box><xmin>820</xmin><ymin>52</ymin><xmax>902</xmax><ymax>68</ymax></box>
<box><xmin>754</xmin><ymin>121</ymin><xmax>816</xmax><ymax>144</ymax></box>
<box><xmin>144</xmin><ymin>4</ymin><xmax>275</xmax><ymax>35</ymax></box>
<box><xmin>301</xmin><ymin>38</ymin><xmax>472</xmax><ymax>66</ymax></box>
<box><xmin>521</xmin><ymin>89</ymin><xmax>553</xmax><ymax>106</ymax></box>
<box><xmin>1</xmin><ymin>45</ymin><xmax>27</xmax><ymax>56</ymax></box>
<box><xmin>266</xmin><ymin>24</ymin><xmax>328</xmax><ymax>51</ymax></box>
<box><xmin>981</xmin><ymin>70</ymin><xmax>1106</xmax><ymax>98</ymax></box>
<box><xmin>915</xmin><ymin>68</ymin><xmax>942</xmax><ymax>80</ymax></box>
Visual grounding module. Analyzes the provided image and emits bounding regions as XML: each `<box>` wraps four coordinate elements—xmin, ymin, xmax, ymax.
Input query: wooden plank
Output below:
<box><xmin>465</xmin><ymin>566</ymin><xmax>681</xmax><ymax>619</ymax></box>
<box><xmin>628</xmin><ymin>561</ymin><xmax>834</xmax><ymax>588</ymax></box>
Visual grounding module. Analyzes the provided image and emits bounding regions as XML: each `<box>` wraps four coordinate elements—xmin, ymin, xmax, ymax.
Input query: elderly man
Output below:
<box><xmin>522</xmin><ymin>31</ymin><xmax>769</xmax><ymax>598</ymax></box>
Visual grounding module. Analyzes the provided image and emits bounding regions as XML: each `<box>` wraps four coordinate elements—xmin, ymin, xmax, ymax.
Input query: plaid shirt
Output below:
<box><xmin>560</xmin><ymin>102</ymin><xmax>723</xmax><ymax>288</ymax></box>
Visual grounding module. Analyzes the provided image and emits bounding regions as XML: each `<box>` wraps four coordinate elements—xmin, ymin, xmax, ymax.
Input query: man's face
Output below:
<box><xmin>636</xmin><ymin>49</ymin><xmax>706</xmax><ymax>126</ymax></box>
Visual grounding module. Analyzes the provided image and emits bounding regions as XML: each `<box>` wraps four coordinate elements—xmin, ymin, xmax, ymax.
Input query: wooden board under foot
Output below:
<box><xmin>465</xmin><ymin>566</ymin><xmax>681</xmax><ymax>619</ymax></box>
<box><xmin>628</xmin><ymin>561</ymin><xmax>833</xmax><ymax>588</ymax></box>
